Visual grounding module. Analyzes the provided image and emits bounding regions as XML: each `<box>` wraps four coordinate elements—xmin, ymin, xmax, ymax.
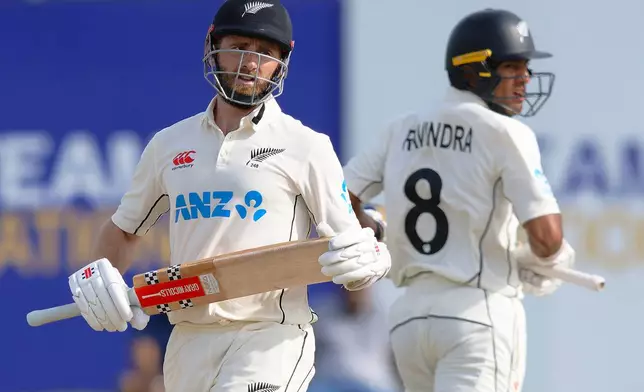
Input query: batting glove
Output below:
<box><xmin>316</xmin><ymin>222</ymin><xmax>391</xmax><ymax>291</ymax></box>
<box><xmin>512</xmin><ymin>240</ymin><xmax>576</xmax><ymax>297</ymax></box>
<box><xmin>68</xmin><ymin>258</ymin><xmax>149</xmax><ymax>332</ymax></box>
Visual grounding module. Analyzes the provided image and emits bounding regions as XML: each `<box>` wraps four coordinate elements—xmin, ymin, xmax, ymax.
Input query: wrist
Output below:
<box><xmin>374</xmin><ymin>221</ymin><xmax>385</xmax><ymax>241</ymax></box>
<box><xmin>362</xmin><ymin>206</ymin><xmax>386</xmax><ymax>241</ymax></box>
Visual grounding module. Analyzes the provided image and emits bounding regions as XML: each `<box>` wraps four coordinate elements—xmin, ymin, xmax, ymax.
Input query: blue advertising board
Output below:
<box><xmin>0</xmin><ymin>1</ymin><xmax>341</xmax><ymax>390</ymax></box>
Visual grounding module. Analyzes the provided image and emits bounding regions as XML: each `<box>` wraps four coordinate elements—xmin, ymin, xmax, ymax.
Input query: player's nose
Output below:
<box><xmin>515</xmin><ymin>70</ymin><xmax>530</xmax><ymax>85</ymax></box>
<box><xmin>240</xmin><ymin>52</ymin><xmax>260</xmax><ymax>71</ymax></box>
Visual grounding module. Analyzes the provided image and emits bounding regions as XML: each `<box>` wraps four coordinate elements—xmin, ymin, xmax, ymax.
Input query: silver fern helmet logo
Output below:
<box><xmin>242</xmin><ymin>2</ymin><xmax>274</xmax><ymax>17</ymax></box>
<box><xmin>516</xmin><ymin>20</ymin><xmax>530</xmax><ymax>42</ymax></box>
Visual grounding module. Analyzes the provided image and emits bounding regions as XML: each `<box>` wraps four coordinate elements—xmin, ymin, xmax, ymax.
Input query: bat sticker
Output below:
<box><xmin>135</xmin><ymin>276</ymin><xmax>206</xmax><ymax>307</ymax></box>
<box><xmin>199</xmin><ymin>274</ymin><xmax>220</xmax><ymax>295</ymax></box>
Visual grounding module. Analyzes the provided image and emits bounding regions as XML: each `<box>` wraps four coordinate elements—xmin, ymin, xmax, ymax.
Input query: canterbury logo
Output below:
<box><xmin>247</xmin><ymin>148</ymin><xmax>285</xmax><ymax>167</ymax></box>
<box><xmin>247</xmin><ymin>382</ymin><xmax>280</xmax><ymax>392</ymax></box>
<box><xmin>172</xmin><ymin>150</ymin><xmax>196</xmax><ymax>170</ymax></box>
<box><xmin>173</xmin><ymin>151</ymin><xmax>195</xmax><ymax>166</ymax></box>
<box><xmin>242</xmin><ymin>2</ymin><xmax>274</xmax><ymax>17</ymax></box>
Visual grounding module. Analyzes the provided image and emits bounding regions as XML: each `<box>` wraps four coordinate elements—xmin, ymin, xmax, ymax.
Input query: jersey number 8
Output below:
<box><xmin>404</xmin><ymin>168</ymin><xmax>449</xmax><ymax>255</ymax></box>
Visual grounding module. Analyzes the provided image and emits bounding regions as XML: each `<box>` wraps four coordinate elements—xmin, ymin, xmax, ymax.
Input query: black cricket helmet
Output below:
<box><xmin>445</xmin><ymin>9</ymin><xmax>555</xmax><ymax>117</ymax></box>
<box><xmin>203</xmin><ymin>0</ymin><xmax>294</xmax><ymax>108</ymax></box>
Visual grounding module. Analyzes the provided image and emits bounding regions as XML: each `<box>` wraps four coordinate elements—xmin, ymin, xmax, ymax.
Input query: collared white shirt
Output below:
<box><xmin>112</xmin><ymin>96</ymin><xmax>360</xmax><ymax>325</ymax></box>
<box><xmin>344</xmin><ymin>87</ymin><xmax>560</xmax><ymax>297</ymax></box>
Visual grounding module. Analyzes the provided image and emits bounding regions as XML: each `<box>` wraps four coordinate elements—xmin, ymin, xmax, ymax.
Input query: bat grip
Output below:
<box><xmin>26</xmin><ymin>303</ymin><xmax>81</xmax><ymax>327</ymax></box>
<box><xmin>26</xmin><ymin>288</ymin><xmax>139</xmax><ymax>327</ymax></box>
<box><xmin>529</xmin><ymin>265</ymin><xmax>605</xmax><ymax>291</ymax></box>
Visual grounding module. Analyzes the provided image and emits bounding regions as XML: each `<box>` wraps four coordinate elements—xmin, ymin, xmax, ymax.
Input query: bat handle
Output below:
<box><xmin>530</xmin><ymin>265</ymin><xmax>606</xmax><ymax>291</ymax></box>
<box><xmin>26</xmin><ymin>303</ymin><xmax>81</xmax><ymax>327</ymax></box>
<box><xmin>26</xmin><ymin>288</ymin><xmax>139</xmax><ymax>327</ymax></box>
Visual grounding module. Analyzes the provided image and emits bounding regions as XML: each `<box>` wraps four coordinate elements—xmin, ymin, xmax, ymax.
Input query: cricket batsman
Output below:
<box><xmin>65</xmin><ymin>1</ymin><xmax>392</xmax><ymax>391</ymax></box>
<box><xmin>344</xmin><ymin>9</ymin><xmax>575</xmax><ymax>392</ymax></box>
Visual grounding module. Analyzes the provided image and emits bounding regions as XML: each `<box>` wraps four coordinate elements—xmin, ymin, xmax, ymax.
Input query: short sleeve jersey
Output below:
<box><xmin>112</xmin><ymin>96</ymin><xmax>360</xmax><ymax>325</ymax></box>
<box><xmin>344</xmin><ymin>87</ymin><xmax>560</xmax><ymax>296</ymax></box>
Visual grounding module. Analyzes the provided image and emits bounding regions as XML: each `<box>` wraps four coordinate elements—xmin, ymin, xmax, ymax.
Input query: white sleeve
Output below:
<box><xmin>343</xmin><ymin>119</ymin><xmax>395</xmax><ymax>202</ymax></box>
<box><xmin>111</xmin><ymin>134</ymin><xmax>169</xmax><ymax>236</ymax></box>
<box><xmin>297</xmin><ymin>135</ymin><xmax>362</xmax><ymax>234</ymax></box>
<box><xmin>499</xmin><ymin>124</ymin><xmax>560</xmax><ymax>224</ymax></box>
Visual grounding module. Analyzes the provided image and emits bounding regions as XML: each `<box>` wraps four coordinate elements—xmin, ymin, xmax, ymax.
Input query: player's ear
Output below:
<box><xmin>461</xmin><ymin>65</ymin><xmax>478</xmax><ymax>88</ymax></box>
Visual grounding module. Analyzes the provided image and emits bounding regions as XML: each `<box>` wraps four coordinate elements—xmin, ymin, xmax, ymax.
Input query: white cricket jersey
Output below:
<box><xmin>112</xmin><ymin>96</ymin><xmax>360</xmax><ymax>325</ymax></box>
<box><xmin>344</xmin><ymin>87</ymin><xmax>560</xmax><ymax>297</ymax></box>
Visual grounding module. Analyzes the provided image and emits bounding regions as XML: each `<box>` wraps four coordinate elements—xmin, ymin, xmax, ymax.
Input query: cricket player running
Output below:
<box><xmin>345</xmin><ymin>9</ymin><xmax>576</xmax><ymax>392</ymax></box>
<box><xmin>65</xmin><ymin>1</ymin><xmax>391</xmax><ymax>391</ymax></box>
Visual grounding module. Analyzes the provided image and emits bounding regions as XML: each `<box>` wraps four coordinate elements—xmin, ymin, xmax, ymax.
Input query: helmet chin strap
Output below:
<box><xmin>218</xmin><ymin>92</ymin><xmax>262</xmax><ymax>109</ymax></box>
<box><xmin>485</xmin><ymin>99</ymin><xmax>518</xmax><ymax>117</ymax></box>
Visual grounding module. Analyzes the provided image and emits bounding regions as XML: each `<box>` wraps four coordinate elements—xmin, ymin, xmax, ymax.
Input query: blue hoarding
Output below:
<box><xmin>0</xmin><ymin>1</ymin><xmax>341</xmax><ymax>390</ymax></box>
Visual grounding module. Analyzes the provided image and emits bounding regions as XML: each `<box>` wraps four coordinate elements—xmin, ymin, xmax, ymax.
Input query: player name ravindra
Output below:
<box><xmin>403</xmin><ymin>121</ymin><xmax>473</xmax><ymax>153</ymax></box>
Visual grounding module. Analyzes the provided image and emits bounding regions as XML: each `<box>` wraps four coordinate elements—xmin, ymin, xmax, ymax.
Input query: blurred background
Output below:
<box><xmin>1</xmin><ymin>0</ymin><xmax>642</xmax><ymax>391</ymax></box>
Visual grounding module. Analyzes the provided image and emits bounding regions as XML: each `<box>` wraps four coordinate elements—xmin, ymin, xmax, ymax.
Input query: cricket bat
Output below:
<box><xmin>26</xmin><ymin>237</ymin><xmax>332</xmax><ymax>327</ymax></box>
<box><xmin>511</xmin><ymin>236</ymin><xmax>606</xmax><ymax>292</ymax></box>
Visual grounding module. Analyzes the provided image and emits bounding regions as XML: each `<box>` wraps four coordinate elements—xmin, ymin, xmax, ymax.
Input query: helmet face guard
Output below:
<box><xmin>450</xmin><ymin>49</ymin><xmax>554</xmax><ymax>118</ymax></box>
<box><xmin>203</xmin><ymin>43</ymin><xmax>291</xmax><ymax>108</ymax></box>
<box><xmin>204</xmin><ymin>0</ymin><xmax>294</xmax><ymax>108</ymax></box>
<box><xmin>495</xmin><ymin>70</ymin><xmax>554</xmax><ymax>117</ymax></box>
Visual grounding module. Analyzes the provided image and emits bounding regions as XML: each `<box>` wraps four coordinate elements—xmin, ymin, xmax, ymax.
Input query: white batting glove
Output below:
<box><xmin>517</xmin><ymin>268</ymin><xmax>560</xmax><ymax>297</ymax></box>
<box><xmin>363</xmin><ymin>205</ymin><xmax>387</xmax><ymax>242</ymax></box>
<box><xmin>316</xmin><ymin>222</ymin><xmax>391</xmax><ymax>291</ymax></box>
<box><xmin>68</xmin><ymin>258</ymin><xmax>149</xmax><ymax>332</ymax></box>
<box><xmin>512</xmin><ymin>240</ymin><xmax>576</xmax><ymax>297</ymax></box>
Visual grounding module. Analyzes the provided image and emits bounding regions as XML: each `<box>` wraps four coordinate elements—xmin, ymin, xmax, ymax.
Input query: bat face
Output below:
<box><xmin>131</xmin><ymin>237</ymin><xmax>331</xmax><ymax>315</ymax></box>
<box><xmin>25</xmin><ymin>237</ymin><xmax>332</xmax><ymax>326</ymax></box>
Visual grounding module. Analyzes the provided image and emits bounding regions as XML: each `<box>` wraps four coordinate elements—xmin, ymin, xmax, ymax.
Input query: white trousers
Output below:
<box><xmin>163</xmin><ymin>321</ymin><xmax>315</xmax><ymax>392</ymax></box>
<box><xmin>388</xmin><ymin>274</ymin><xmax>526</xmax><ymax>392</ymax></box>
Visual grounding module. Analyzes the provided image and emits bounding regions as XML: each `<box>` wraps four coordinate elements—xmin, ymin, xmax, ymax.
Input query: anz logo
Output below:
<box><xmin>340</xmin><ymin>180</ymin><xmax>354</xmax><ymax>214</ymax></box>
<box><xmin>174</xmin><ymin>190</ymin><xmax>267</xmax><ymax>223</ymax></box>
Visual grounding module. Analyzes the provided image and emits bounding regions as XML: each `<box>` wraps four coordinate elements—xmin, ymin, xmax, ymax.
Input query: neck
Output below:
<box><xmin>213</xmin><ymin>96</ymin><xmax>256</xmax><ymax>135</ymax></box>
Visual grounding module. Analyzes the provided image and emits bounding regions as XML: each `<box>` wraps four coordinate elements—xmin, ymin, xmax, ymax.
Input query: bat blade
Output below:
<box><xmin>132</xmin><ymin>237</ymin><xmax>332</xmax><ymax>315</ymax></box>
<box><xmin>26</xmin><ymin>237</ymin><xmax>331</xmax><ymax>327</ymax></box>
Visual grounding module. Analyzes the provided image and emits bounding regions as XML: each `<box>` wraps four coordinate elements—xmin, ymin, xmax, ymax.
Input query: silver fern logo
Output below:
<box><xmin>247</xmin><ymin>382</ymin><xmax>280</xmax><ymax>392</ymax></box>
<box><xmin>247</xmin><ymin>147</ymin><xmax>285</xmax><ymax>168</ymax></box>
<box><xmin>242</xmin><ymin>2</ymin><xmax>274</xmax><ymax>17</ymax></box>
<box><xmin>516</xmin><ymin>20</ymin><xmax>530</xmax><ymax>42</ymax></box>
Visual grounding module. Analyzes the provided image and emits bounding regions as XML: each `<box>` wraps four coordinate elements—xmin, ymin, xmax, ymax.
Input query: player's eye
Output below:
<box><xmin>257</xmin><ymin>47</ymin><xmax>276</xmax><ymax>57</ymax></box>
<box><xmin>229</xmin><ymin>41</ymin><xmax>249</xmax><ymax>50</ymax></box>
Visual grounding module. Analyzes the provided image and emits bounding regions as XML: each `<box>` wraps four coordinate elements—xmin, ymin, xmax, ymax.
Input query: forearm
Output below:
<box><xmin>523</xmin><ymin>213</ymin><xmax>563</xmax><ymax>258</ymax></box>
<box><xmin>349</xmin><ymin>192</ymin><xmax>384</xmax><ymax>241</ymax></box>
<box><xmin>528</xmin><ymin>235</ymin><xmax>561</xmax><ymax>258</ymax></box>
<box><xmin>91</xmin><ymin>219</ymin><xmax>139</xmax><ymax>274</ymax></box>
